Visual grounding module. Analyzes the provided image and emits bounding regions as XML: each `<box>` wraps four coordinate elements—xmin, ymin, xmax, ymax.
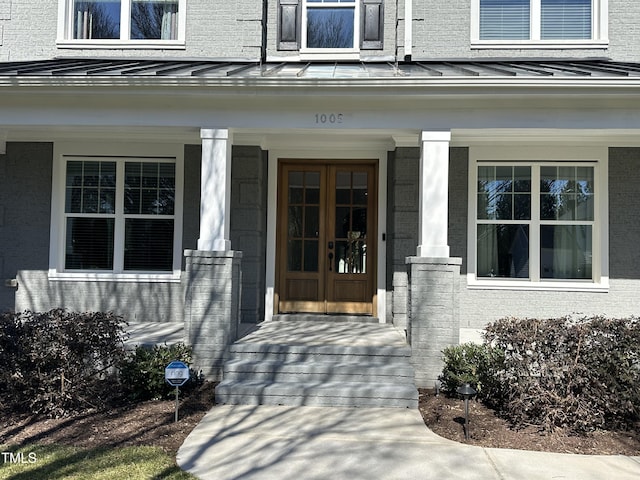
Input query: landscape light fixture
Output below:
<box><xmin>456</xmin><ymin>383</ymin><xmax>477</xmax><ymax>440</ymax></box>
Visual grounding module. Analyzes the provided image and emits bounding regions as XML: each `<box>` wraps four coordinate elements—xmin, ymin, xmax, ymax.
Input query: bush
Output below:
<box><xmin>120</xmin><ymin>343</ymin><xmax>202</xmax><ymax>401</ymax></box>
<box><xmin>439</xmin><ymin>342</ymin><xmax>504</xmax><ymax>398</ymax></box>
<box><xmin>0</xmin><ymin>309</ymin><xmax>128</xmax><ymax>417</ymax></box>
<box><xmin>483</xmin><ymin>316</ymin><xmax>640</xmax><ymax>433</ymax></box>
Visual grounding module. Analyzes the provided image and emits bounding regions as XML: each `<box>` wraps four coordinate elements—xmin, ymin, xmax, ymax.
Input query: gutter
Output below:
<box><xmin>404</xmin><ymin>0</ymin><xmax>412</xmax><ymax>61</ymax></box>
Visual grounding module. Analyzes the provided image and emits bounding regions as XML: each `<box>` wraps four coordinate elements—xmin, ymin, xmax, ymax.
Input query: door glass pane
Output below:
<box><xmin>288</xmin><ymin>172</ymin><xmax>304</xmax><ymax>203</ymax></box>
<box><xmin>286</xmin><ymin>170</ymin><xmax>320</xmax><ymax>273</ymax></box>
<box><xmin>287</xmin><ymin>240</ymin><xmax>302</xmax><ymax>271</ymax></box>
<box><xmin>288</xmin><ymin>206</ymin><xmax>303</xmax><ymax>237</ymax></box>
<box><xmin>352</xmin><ymin>172</ymin><xmax>368</xmax><ymax>204</ymax></box>
<box><xmin>335</xmin><ymin>172</ymin><xmax>351</xmax><ymax>204</ymax></box>
<box><xmin>305</xmin><ymin>172</ymin><xmax>320</xmax><ymax>203</ymax></box>
<box><xmin>334</xmin><ymin>170</ymin><xmax>368</xmax><ymax>274</ymax></box>
<box><xmin>304</xmin><ymin>240</ymin><xmax>319</xmax><ymax>271</ymax></box>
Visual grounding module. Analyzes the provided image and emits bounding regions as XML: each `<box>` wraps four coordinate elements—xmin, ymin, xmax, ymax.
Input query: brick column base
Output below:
<box><xmin>406</xmin><ymin>256</ymin><xmax>461</xmax><ymax>388</ymax></box>
<box><xmin>184</xmin><ymin>250</ymin><xmax>242</xmax><ymax>379</ymax></box>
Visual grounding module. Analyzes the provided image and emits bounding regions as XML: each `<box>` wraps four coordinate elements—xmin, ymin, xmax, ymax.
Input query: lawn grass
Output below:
<box><xmin>0</xmin><ymin>444</ymin><xmax>196</xmax><ymax>479</ymax></box>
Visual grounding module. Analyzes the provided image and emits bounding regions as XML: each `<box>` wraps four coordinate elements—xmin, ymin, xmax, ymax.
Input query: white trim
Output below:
<box><xmin>265</xmin><ymin>143</ymin><xmax>389</xmax><ymax>323</ymax></box>
<box><xmin>466</xmin><ymin>144</ymin><xmax>609</xmax><ymax>292</ymax></box>
<box><xmin>49</xmin><ymin>141</ymin><xmax>184</xmax><ymax>282</ymax></box>
<box><xmin>470</xmin><ymin>0</ymin><xmax>609</xmax><ymax>47</ymax></box>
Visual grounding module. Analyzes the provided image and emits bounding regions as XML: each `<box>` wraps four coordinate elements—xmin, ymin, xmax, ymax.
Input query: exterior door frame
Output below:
<box><xmin>265</xmin><ymin>146</ymin><xmax>388</xmax><ymax>322</ymax></box>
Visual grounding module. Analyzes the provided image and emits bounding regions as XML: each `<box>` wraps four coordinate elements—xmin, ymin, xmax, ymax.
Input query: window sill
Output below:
<box><xmin>56</xmin><ymin>40</ymin><xmax>186</xmax><ymax>50</ymax></box>
<box><xmin>471</xmin><ymin>40</ymin><xmax>609</xmax><ymax>50</ymax></box>
<box><xmin>466</xmin><ymin>275</ymin><xmax>609</xmax><ymax>292</ymax></box>
<box><xmin>299</xmin><ymin>50</ymin><xmax>361</xmax><ymax>61</ymax></box>
<box><xmin>48</xmin><ymin>271</ymin><xmax>182</xmax><ymax>283</ymax></box>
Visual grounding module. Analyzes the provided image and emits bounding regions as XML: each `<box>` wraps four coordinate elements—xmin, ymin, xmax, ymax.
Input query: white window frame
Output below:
<box><xmin>467</xmin><ymin>145</ymin><xmax>609</xmax><ymax>291</ymax></box>
<box><xmin>57</xmin><ymin>0</ymin><xmax>187</xmax><ymax>49</ymax></box>
<box><xmin>49</xmin><ymin>142</ymin><xmax>184</xmax><ymax>282</ymax></box>
<box><xmin>470</xmin><ymin>0</ymin><xmax>608</xmax><ymax>49</ymax></box>
<box><xmin>301</xmin><ymin>0</ymin><xmax>360</xmax><ymax>57</ymax></box>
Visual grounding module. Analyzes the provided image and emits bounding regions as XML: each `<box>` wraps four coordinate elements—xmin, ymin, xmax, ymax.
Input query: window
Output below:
<box><xmin>50</xmin><ymin>146</ymin><xmax>184</xmax><ymax>281</ymax></box>
<box><xmin>471</xmin><ymin>0</ymin><xmax>607</xmax><ymax>46</ymax></box>
<box><xmin>468</xmin><ymin>146</ymin><xmax>608</xmax><ymax>290</ymax></box>
<box><xmin>58</xmin><ymin>0</ymin><xmax>185</xmax><ymax>46</ymax></box>
<box><xmin>278</xmin><ymin>0</ymin><xmax>383</xmax><ymax>53</ymax></box>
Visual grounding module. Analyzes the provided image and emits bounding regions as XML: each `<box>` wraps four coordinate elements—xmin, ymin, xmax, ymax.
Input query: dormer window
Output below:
<box><xmin>305</xmin><ymin>0</ymin><xmax>358</xmax><ymax>49</ymax></box>
<box><xmin>58</xmin><ymin>0</ymin><xmax>186</xmax><ymax>47</ymax></box>
<box><xmin>278</xmin><ymin>0</ymin><xmax>383</xmax><ymax>53</ymax></box>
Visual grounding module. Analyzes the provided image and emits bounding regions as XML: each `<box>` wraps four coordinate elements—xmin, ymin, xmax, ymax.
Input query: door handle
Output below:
<box><xmin>328</xmin><ymin>252</ymin><xmax>334</xmax><ymax>271</ymax></box>
<box><xmin>328</xmin><ymin>241</ymin><xmax>334</xmax><ymax>250</ymax></box>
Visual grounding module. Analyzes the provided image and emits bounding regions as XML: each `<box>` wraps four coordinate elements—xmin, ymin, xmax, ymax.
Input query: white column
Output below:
<box><xmin>197</xmin><ymin>128</ymin><xmax>232</xmax><ymax>251</ymax></box>
<box><xmin>416</xmin><ymin>131</ymin><xmax>451</xmax><ymax>258</ymax></box>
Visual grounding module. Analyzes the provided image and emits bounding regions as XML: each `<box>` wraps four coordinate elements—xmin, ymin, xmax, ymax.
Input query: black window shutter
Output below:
<box><xmin>278</xmin><ymin>0</ymin><xmax>301</xmax><ymax>51</ymax></box>
<box><xmin>361</xmin><ymin>0</ymin><xmax>384</xmax><ymax>50</ymax></box>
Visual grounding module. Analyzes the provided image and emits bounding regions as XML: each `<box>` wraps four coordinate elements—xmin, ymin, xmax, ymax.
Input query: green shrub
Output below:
<box><xmin>483</xmin><ymin>315</ymin><xmax>640</xmax><ymax>433</ymax></box>
<box><xmin>439</xmin><ymin>342</ymin><xmax>503</xmax><ymax>397</ymax></box>
<box><xmin>0</xmin><ymin>309</ymin><xmax>127</xmax><ymax>417</ymax></box>
<box><xmin>120</xmin><ymin>343</ymin><xmax>202</xmax><ymax>401</ymax></box>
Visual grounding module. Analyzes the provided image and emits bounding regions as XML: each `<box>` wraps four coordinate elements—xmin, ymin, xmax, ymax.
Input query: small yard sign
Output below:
<box><xmin>165</xmin><ymin>361</ymin><xmax>190</xmax><ymax>387</ymax></box>
<box><xmin>165</xmin><ymin>360</ymin><xmax>190</xmax><ymax>423</ymax></box>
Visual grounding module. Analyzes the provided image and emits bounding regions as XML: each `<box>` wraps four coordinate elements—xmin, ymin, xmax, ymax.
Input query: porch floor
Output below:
<box><xmin>235</xmin><ymin>320</ymin><xmax>408</xmax><ymax>349</ymax></box>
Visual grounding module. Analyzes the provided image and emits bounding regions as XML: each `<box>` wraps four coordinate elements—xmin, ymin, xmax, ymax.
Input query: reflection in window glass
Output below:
<box><xmin>131</xmin><ymin>0</ymin><xmax>179</xmax><ymax>40</ymax></box>
<box><xmin>307</xmin><ymin>7</ymin><xmax>355</xmax><ymax>48</ymax></box>
<box><xmin>541</xmin><ymin>225</ymin><xmax>592</xmax><ymax>279</ymax></box>
<box><xmin>477</xmin><ymin>224</ymin><xmax>530</xmax><ymax>278</ymax></box>
<box><xmin>74</xmin><ymin>0</ymin><xmax>121</xmax><ymax>39</ymax></box>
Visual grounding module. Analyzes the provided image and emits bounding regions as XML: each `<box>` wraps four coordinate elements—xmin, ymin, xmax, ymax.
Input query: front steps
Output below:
<box><xmin>215</xmin><ymin>320</ymin><xmax>418</xmax><ymax>408</ymax></box>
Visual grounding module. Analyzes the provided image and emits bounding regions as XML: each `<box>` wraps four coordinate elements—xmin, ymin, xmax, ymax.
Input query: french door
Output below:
<box><xmin>276</xmin><ymin>160</ymin><xmax>377</xmax><ymax>315</ymax></box>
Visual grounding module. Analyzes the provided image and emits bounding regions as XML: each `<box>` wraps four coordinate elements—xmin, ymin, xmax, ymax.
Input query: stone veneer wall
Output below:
<box><xmin>406</xmin><ymin>257</ymin><xmax>461</xmax><ymax>388</ymax></box>
<box><xmin>184</xmin><ymin>250</ymin><xmax>243</xmax><ymax>379</ymax></box>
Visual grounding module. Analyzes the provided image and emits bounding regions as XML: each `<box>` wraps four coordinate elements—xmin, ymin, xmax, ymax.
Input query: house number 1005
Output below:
<box><xmin>315</xmin><ymin>113</ymin><xmax>344</xmax><ymax>124</ymax></box>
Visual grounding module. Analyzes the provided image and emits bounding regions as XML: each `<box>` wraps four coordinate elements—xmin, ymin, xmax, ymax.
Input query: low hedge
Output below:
<box><xmin>440</xmin><ymin>316</ymin><xmax>640</xmax><ymax>434</ymax></box>
<box><xmin>0</xmin><ymin>309</ymin><xmax>203</xmax><ymax>417</ymax></box>
<box><xmin>0</xmin><ymin>309</ymin><xmax>127</xmax><ymax>417</ymax></box>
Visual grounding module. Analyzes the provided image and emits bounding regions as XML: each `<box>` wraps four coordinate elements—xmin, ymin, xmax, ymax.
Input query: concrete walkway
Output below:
<box><xmin>176</xmin><ymin>405</ymin><xmax>640</xmax><ymax>480</ymax></box>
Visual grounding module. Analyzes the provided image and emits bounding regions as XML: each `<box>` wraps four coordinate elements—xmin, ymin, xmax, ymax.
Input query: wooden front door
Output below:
<box><xmin>276</xmin><ymin>160</ymin><xmax>377</xmax><ymax>315</ymax></box>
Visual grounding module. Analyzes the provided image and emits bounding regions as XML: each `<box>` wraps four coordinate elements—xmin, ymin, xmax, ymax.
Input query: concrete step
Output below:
<box><xmin>222</xmin><ymin>359</ymin><xmax>415</xmax><ymax>383</ymax></box>
<box><xmin>272</xmin><ymin>314</ymin><xmax>380</xmax><ymax>323</ymax></box>
<box><xmin>226</xmin><ymin>343</ymin><xmax>412</xmax><ymax>363</ymax></box>
<box><xmin>215</xmin><ymin>380</ymin><xmax>419</xmax><ymax>408</ymax></box>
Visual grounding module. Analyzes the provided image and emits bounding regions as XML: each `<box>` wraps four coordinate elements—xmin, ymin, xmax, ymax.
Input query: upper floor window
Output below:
<box><xmin>58</xmin><ymin>0</ymin><xmax>186</xmax><ymax>47</ymax></box>
<box><xmin>278</xmin><ymin>0</ymin><xmax>383</xmax><ymax>54</ymax></box>
<box><xmin>305</xmin><ymin>0</ymin><xmax>357</xmax><ymax>49</ymax></box>
<box><xmin>471</xmin><ymin>0</ymin><xmax>608</xmax><ymax>47</ymax></box>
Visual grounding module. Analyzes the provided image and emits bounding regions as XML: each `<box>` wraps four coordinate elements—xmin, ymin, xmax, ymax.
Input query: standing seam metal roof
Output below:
<box><xmin>0</xmin><ymin>58</ymin><xmax>639</xmax><ymax>79</ymax></box>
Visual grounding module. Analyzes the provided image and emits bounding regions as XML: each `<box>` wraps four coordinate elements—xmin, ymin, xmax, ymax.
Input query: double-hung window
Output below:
<box><xmin>468</xmin><ymin>146</ymin><xmax>608</xmax><ymax>290</ymax></box>
<box><xmin>58</xmin><ymin>0</ymin><xmax>186</xmax><ymax>46</ymax></box>
<box><xmin>50</xmin><ymin>146</ymin><xmax>184</xmax><ymax>281</ymax></box>
<box><xmin>471</xmin><ymin>0</ymin><xmax>608</xmax><ymax>47</ymax></box>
